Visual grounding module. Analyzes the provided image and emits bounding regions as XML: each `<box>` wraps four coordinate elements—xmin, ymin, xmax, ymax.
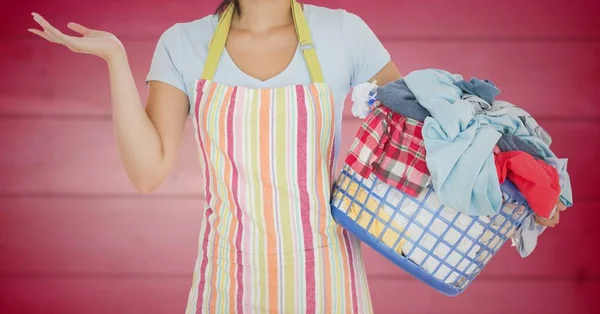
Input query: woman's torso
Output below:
<box><xmin>192</xmin><ymin>3</ymin><xmax>340</xmax><ymax>254</ymax></box>
<box><xmin>163</xmin><ymin>5</ymin><xmax>355</xmax><ymax>155</ymax></box>
<box><xmin>145</xmin><ymin>4</ymin><xmax>391</xmax><ymax>312</ymax></box>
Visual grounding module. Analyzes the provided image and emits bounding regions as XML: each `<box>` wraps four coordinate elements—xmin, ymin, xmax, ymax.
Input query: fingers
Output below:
<box><xmin>27</xmin><ymin>28</ymin><xmax>53</xmax><ymax>42</ymax></box>
<box><xmin>534</xmin><ymin>217</ymin><xmax>555</xmax><ymax>228</ymax></box>
<box><xmin>31</xmin><ymin>13</ymin><xmax>84</xmax><ymax>50</ymax></box>
<box><xmin>534</xmin><ymin>199</ymin><xmax>567</xmax><ymax>228</ymax></box>
<box><xmin>534</xmin><ymin>211</ymin><xmax>560</xmax><ymax>228</ymax></box>
<box><xmin>67</xmin><ymin>22</ymin><xmax>93</xmax><ymax>35</ymax></box>
<box><xmin>556</xmin><ymin>201</ymin><xmax>567</xmax><ymax>212</ymax></box>
<box><xmin>31</xmin><ymin>13</ymin><xmax>61</xmax><ymax>43</ymax></box>
<box><xmin>31</xmin><ymin>12</ymin><xmax>71</xmax><ymax>45</ymax></box>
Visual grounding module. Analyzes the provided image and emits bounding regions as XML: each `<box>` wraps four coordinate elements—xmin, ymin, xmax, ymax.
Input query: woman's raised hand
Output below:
<box><xmin>28</xmin><ymin>13</ymin><xmax>124</xmax><ymax>62</ymax></box>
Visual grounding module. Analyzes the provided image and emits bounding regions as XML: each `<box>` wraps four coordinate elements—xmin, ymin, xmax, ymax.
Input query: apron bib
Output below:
<box><xmin>186</xmin><ymin>2</ymin><xmax>372</xmax><ymax>313</ymax></box>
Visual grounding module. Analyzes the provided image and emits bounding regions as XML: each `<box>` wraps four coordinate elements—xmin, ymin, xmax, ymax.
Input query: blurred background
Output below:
<box><xmin>1</xmin><ymin>0</ymin><xmax>599</xmax><ymax>313</ymax></box>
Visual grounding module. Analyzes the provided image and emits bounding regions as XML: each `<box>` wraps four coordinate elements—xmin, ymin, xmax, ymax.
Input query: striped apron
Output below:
<box><xmin>186</xmin><ymin>1</ymin><xmax>373</xmax><ymax>313</ymax></box>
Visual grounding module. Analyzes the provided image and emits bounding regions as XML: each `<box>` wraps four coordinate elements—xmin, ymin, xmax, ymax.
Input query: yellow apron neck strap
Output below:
<box><xmin>200</xmin><ymin>0</ymin><xmax>325</xmax><ymax>83</ymax></box>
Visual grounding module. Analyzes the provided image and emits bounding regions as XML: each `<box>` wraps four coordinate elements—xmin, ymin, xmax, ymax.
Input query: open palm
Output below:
<box><xmin>28</xmin><ymin>12</ymin><xmax>123</xmax><ymax>61</ymax></box>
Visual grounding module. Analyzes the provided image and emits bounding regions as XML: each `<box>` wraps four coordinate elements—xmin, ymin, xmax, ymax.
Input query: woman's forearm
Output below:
<box><xmin>106</xmin><ymin>52</ymin><xmax>167</xmax><ymax>192</ymax></box>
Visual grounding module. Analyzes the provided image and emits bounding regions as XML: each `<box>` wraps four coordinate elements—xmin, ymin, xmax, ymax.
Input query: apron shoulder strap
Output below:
<box><xmin>292</xmin><ymin>1</ymin><xmax>324</xmax><ymax>83</ymax></box>
<box><xmin>201</xmin><ymin>5</ymin><xmax>233</xmax><ymax>82</ymax></box>
<box><xmin>201</xmin><ymin>0</ymin><xmax>325</xmax><ymax>83</ymax></box>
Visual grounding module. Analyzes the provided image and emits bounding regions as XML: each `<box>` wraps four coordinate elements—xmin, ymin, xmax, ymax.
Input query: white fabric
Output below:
<box><xmin>350</xmin><ymin>81</ymin><xmax>378</xmax><ymax>118</ymax></box>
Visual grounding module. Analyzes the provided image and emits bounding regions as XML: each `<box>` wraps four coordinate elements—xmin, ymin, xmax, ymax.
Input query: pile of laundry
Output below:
<box><xmin>337</xmin><ymin>68</ymin><xmax>573</xmax><ymax>283</ymax></box>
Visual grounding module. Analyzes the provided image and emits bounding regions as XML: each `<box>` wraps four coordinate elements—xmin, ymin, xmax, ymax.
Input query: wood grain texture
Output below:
<box><xmin>368</xmin><ymin>279</ymin><xmax>597</xmax><ymax>314</ymax></box>
<box><xmin>364</xmin><ymin>199</ymin><xmax>599</xmax><ymax>278</ymax></box>
<box><xmin>0</xmin><ymin>120</ymin><xmax>203</xmax><ymax>196</ymax></box>
<box><xmin>0</xmin><ymin>198</ymin><xmax>203</xmax><ymax>276</ymax></box>
<box><xmin>4</xmin><ymin>0</ymin><xmax>600</xmax><ymax>38</ymax></box>
<box><xmin>1</xmin><ymin>40</ymin><xmax>599</xmax><ymax>118</ymax></box>
<box><xmin>370</xmin><ymin>41</ymin><xmax>600</xmax><ymax>119</ymax></box>
<box><xmin>0</xmin><ymin>198</ymin><xmax>596</xmax><ymax>278</ymax></box>
<box><xmin>1</xmin><ymin>0</ymin><xmax>598</xmax><ymax>313</ymax></box>
<box><xmin>341</xmin><ymin>118</ymin><xmax>597</xmax><ymax>199</ymax></box>
<box><xmin>0</xmin><ymin>277</ymin><xmax>191</xmax><ymax>314</ymax></box>
<box><xmin>0</xmin><ymin>277</ymin><xmax>596</xmax><ymax>314</ymax></box>
<box><xmin>0</xmin><ymin>119</ymin><xmax>595</xmax><ymax>197</ymax></box>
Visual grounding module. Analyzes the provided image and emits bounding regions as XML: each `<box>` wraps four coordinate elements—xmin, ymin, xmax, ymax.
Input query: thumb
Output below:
<box><xmin>67</xmin><ymin>22</ymin><xmax>92</xmax><ymax>35</ymax></box>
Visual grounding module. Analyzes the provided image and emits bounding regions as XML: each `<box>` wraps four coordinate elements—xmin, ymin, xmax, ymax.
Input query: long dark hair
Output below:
<box><xmin>215</xmin><ymin>0</ymin><xmax>241</xmax><ymax>15</ymax></box>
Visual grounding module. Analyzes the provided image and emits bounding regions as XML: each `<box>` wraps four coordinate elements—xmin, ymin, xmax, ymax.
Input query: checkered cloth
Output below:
<box><xmin>345</xmin><ymin>103</ymin><xmax>430</xmax><ymax>197</ymax></box>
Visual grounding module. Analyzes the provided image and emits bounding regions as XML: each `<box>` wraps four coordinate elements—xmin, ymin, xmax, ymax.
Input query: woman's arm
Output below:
<box><xmin>369</xmin><ymin>60</ymin><xmax>402</xmax><ymax>86</ymax></box>
<box><xmin>29</xmin><ymin>13</ymin><xmax>188</xmax><ymax>194</ymax></box>
<box><xmin>341</xmin><ymin>11</ymin><xmax>401</xmax><ymax>87</ymax></box>
<box><xmin>108</xmin><ymin>53</ymin><xmax>188</xmax><ymax>193</ymax></box>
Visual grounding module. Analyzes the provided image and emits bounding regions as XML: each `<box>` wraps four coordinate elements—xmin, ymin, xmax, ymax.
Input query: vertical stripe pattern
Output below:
<box><xmin>186</xmin><ymin>79</ymin><xmax>373</xmax><ymax>313</ymax></box>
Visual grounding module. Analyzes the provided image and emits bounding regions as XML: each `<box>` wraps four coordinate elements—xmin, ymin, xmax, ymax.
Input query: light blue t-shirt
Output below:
<box><xmin>146</xmin><ymin>4</ymin><xmax>391</xmax><ymax>156</ymax></box>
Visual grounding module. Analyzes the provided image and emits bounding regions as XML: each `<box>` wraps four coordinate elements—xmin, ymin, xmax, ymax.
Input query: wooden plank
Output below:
<box><xmin>0</xmin><ymin>277</ymin><xmax>596</xmax><ymax>314</ymax></box>
<box><xmin>1</xmin><ymin>39</ymin><xmax>598</xmax><ymax>118</ymax></box>
<box><xmin>0</xmin><ymin>39</ymin><xmax>150</xmax><ymax>117</ymax></box>
<box><xmin>0</xmin><ymin>120</ymin><xmax>203</xmax><ymax>196</ymax></box>
<box><xmin>0</xmin><ymin>198</ymin><xmax>202</xmax><ymax>276</ymax></box>
<box><xmin>362</xmin><ymin>200</ymin><xmax>600</xmax><ymax>278</ymax></box>
<box><xmin>0</xmin><ymin>277</ymin><xmax>191</xmax><ymax>314</ymax></box>
<box><xmin>5</xmin><ymin>0</ymin><xmax>214</xmax><ymax>39</ymax></box>
<box><xmin>0</xmin><ymin>197</ymin><xmax>596</xmax><ymax>277</ymax></box>
<box><xmin>5</xmin><ymin>0</ymin><xmax>600</xmax><ymax>38</ymax></box>
<box><xmin>360</xmin><ymin>41</ymin><xmax>600</xmax><ymax>119</ymax></box>
<box><xmin>339</xmin><ymin>118</ymin><xmax>598</xmax><ymax>198</ymax></box>
<box><xmin>0</xmin><ymin>119</ymin><xmax>596</xmax><ymax>197</ymax></box>
<box><xmin>368</xmin><ymin>278</ymin><xmax>598</xmax><ymax>314</ymax></box>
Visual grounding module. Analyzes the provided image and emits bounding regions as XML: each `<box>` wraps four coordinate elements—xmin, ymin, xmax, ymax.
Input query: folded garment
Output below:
<box><xmin>476</xmin><ymin>111</ymin><xmax>572</xmax><ymax>207</ymax></box>
<box><xmin>520</xmin><ymin>116</ymin><xmax>553</xmax><ymax>146</ymax></box>
<box><xmin>511</xmin><ymin>216</ymin><xmax>544</xmax><ymax>258</ymax></box>
<box><xmin>403</xmin><ymin>69</ymin><xmax>467</xmax><ymax>139</ymax></box>
<box><xmin>454</xmin><ymin>77</ymin><xmax>501</xmax><ymax>104</ymax></box>
<box><xmin>465</xmin><ymin>96</ymin><xmax>552</xmax><ymax>152</ymax></box>
<box><xmin>463</xmin><ymin>94</ymin><xmax>491</xmax><ymax>114</ymax></box>
<box><xmin>492</xmin><ymin>191</ymin><xmax>543</xmax><ymax>258</ymax></box>
<box><xmin>403</xmin><ymin>69</ymin><xmax>573</xmax><ymax>214</ymax></box>
<box><xmin>497</xmin><ymin>134</ymin><xmax>545</xmax><ymax>159</ymax></box>
<box><xmin>375</xmin><ymin>79</ymin><xmax>432</xmax><ymax>122</ymax></box>
<box><xmin>511</xmin><ymin>205</ymin><xmax>556</xmax><ymax>258</ymax></box>
<box><xmin>345</xmin><ymin>105</ymin><xmax>430</xmax><ymax>197</ymax></box>
<box><xmin>543</xmin><ymin>157</ymin><xmax>573</xmax><ymax>207</ymax></box>
<box><xmin>403</xmin><ymin>69</ymin><xmax>503</xmax><ymax>216</ymax></box>
<box><xmin>423</xmin><ymin>118</ymin><xmax>503</xmax><ymax>216</ymax></box>
<box><xmin>494</xmin><ymin>151</ymin><xmax>560</xmax><ymax>218</ymax></box>
<box><xmin>485</xmin><ymin>100</ymin><xmax>552</xmax><ymax>146</ymax></box>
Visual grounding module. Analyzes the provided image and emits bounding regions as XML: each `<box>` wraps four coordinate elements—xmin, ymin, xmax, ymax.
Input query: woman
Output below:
<box><xmin>29</xmin><ymin>0</ymin><xmax>562</xmax><ymax>313</ymax></box>
<box><xmin>29</xmin><ymin>0</ymin><xmax>400</xmax><ymax>312</ymax></box>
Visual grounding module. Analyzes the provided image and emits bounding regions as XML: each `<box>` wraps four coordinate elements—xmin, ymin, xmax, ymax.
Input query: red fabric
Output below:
<box><xmin>494</xmin><ymin>151</ymin><xmax>560</xmax><ymax>219</ymax></box>
<box><xmin>345</xmin><ymin>104</ymin><xmax>430</xmax><ymax>197</ymax></box>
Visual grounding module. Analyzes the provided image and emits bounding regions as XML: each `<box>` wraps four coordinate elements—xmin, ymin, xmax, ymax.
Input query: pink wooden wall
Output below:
<box><xmin>1</xmin><ymin>0</ymin><xmax>599</xmax><ymax>313</ymax></box>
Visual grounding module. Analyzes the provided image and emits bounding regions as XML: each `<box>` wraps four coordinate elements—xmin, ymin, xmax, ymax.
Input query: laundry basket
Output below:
<box><xmin>331</xmin><ymin>164</ymin><xmax>532</xmax><ymax>296</ymax></box>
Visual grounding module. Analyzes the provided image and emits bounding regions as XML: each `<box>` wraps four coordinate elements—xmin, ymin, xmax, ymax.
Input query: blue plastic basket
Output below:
<box><xmin>331</xmin><ymin>164</ymin><xmax>532</xmax><ymax>296</ymax></box>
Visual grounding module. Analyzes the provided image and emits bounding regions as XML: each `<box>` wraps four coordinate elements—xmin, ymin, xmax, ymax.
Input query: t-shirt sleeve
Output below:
<box><xmin>341</xmin><ymin>11</ymin><xmax>391</xmax><ymax>87</ymax></box>
<box><xmin>146</xmin><ymin>23</ymin><xmax>188</xmax><ymax>96</ymax></box>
